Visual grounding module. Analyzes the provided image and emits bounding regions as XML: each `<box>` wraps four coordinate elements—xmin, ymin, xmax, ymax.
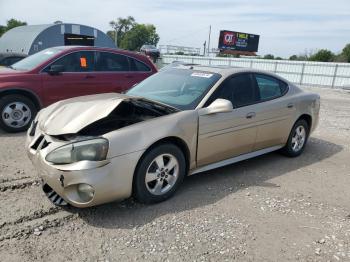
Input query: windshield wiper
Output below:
<box><xmin>6</xmin><ymin>65</ymin><xmax>14</xmax><ymax>69</ymax></box>
<box><xmin>131</xmin><ymin>99</ymin><xmax>177</xmax><ymax>115</ymax></box>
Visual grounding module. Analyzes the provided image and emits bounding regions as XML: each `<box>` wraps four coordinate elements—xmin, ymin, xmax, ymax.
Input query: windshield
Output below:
<box><xmin>127</xmin><ymin>68</ymin><xmax>221</xmax><ymax>110</ymax></box>
<box><xmin>11</xmin><ymin>48</ymin><xmax>62</xmax><ymax>71</ymax></box>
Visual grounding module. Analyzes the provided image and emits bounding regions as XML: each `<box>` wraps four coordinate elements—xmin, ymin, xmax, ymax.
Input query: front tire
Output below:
<box><xmin>0</xmin><ymin>95</ymin><xmax>37</xmax><ymax>133</ymax></box>
<box><xmin>133</xmin><ymin>143</ymin><xmax>186</xmax><ymax>204</ymax></box>
<box><xmin>282</xmin><ymin>119</ymin><xmax>309</xmax><ymax>157</ymax></box>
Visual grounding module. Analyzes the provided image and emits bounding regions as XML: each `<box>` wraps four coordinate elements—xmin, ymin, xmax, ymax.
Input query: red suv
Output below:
<box><xmin>0</xmin><ymin>46</ymin><xmax>157</xmax><ymax>132</ymax></box>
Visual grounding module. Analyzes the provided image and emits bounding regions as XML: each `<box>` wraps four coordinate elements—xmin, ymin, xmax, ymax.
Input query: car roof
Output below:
<box><xmin>49</xmin><ymin>46</ymin><xmax>145</xmax><ymax>57</ymax></box>
<box><xmin>171</xmin><ymin>64</ymin><xmax>289</xmax><ymax>82</ymax></box>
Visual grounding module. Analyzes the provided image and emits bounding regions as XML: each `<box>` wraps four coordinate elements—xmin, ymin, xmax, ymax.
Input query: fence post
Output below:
<box><xmin>299</xmin><ymin>63</ymin><xmax>306</xmax><ymax>85</ymax></box>
<box><xmin>229</xmin><ymin>58</ymin><xmax>232</xmax><ymax>66</ymax></box>
<box><xmin>250</xmin><ymin>60</ymin><xmax>253</xmax><ymax>68</ymax></box>
<box><xmin>274</xmin><ymin>61</ymin><xmax>278</xmax><ymax>73</ymax></box>
<box><xmin>191</xmin><ymin>57</ymin><xmax>194</xmax><ymax>64</ymax></box>
<box><xmin>331</xmin><ymin>64</ymin><xmax>339</xmax><ymax>88</ymax></box>
<box><xmin>209</xmin><ymin>57</ymin><xmax>212</xmax><ymax>65</ymax></box>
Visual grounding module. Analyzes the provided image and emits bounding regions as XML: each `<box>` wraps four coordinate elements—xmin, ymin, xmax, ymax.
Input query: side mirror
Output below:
<box><xmin>199</xmin><ymin>99</ymin><xmax>233</xmax><ymax>116</ymax></box>
<box><xmin>48</xmin><ymin>65</ymin><xmax>64</xmax><ymax>75</ymax></box>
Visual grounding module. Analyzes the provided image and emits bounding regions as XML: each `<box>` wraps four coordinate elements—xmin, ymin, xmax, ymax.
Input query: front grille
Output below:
<box><xmin>41</xmin><ymin>139</ymin><xmax>50</xmax><ymax>150</ymax></box>
<box><xmin>31</xmin><ymin>135</ymin><xmax>44</xmax><ymax>150</ymax></box>
<box><xmin>42</xmin><ymin>184</ymin><xmax>67</xmax><ymax>206</ymax></box>
<box><xmin>31</xmin><ymin>135</ymin><xmax>51</xmax><ymax>151</ymax></box>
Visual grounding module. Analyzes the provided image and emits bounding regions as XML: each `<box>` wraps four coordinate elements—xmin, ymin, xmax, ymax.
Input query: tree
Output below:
<box><xmin>309</xmin><ymin>49</ymin><xmax>335</xmax><ymax>62</ymax></box>
<box><xmin>289</xmin><ymin>55</ymin><xmax>298</xmax><ymax>61</ymax></box>
<box><xmin>108</xmin><ymin>16</ymin><xmax>136</xmax><ymax>47</ymax></box>
<box><xmin>291</xmin><ymin>54</ymin><xmax>309</xmax><ymax>61</ymax></box>
<box><xmin>341</xmin><ymin>43</ymin><xmax>350</xmax><ymax>62</ymax></box>
<box><xmin>107</xmin><ymin>16</ymin><xmax>159</xmax><ymax>50</ymax></box>
<box><xmin>0</xmin><ymin>25</ymin><xmax>5</xmax><ymax>37</ymax></box>
<box><xmin>0</xmin><ymin>18</ymin><xmax>27</xmax><ymax>37</ymax></box>
<box><xmin>334</xmin><ymin>53</ymin><xmax>348</xmax><ymax>63</ymax></box>
<box><xmin>120</xmin><ymin>24</ymin><xmax>159</xmax><ymax>51</ymax></box>
<box><xmin>263</xmin><ymin>54</ymin><xmax>274</xmax><ymax>60</ymax></box>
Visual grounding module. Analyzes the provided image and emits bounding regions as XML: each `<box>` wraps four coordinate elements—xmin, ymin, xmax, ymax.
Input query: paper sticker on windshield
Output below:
<box><xmin>191</xmin><ymin>72</ymin><xmax>213</xmax><ymax>78</ymax></box>
<box><xmin>44</xmin><ymin>51</ymin><xmax>54</xmax><ymax>55</ymax></box>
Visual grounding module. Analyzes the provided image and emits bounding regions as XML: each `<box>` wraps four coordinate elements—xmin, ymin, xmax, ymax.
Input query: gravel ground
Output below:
<box><xmin>0</xmin><ymin>87</ymin><xmax>349</xmax><ymax>262</ymax></box>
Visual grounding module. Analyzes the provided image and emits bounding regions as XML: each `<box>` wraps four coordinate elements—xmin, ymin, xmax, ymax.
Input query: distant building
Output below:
<box><xmin>0</xmin><ymin>23</ymin><xmax>116</xmax><ymax>55</ymax></box>
<box><xmin>159</xmin><ymin>45</ymin><xmax>201</xmax><ymax>56</ymax></box>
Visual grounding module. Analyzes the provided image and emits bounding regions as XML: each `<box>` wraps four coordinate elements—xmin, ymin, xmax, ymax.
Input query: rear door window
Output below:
<box><xmin>46</xmin><ymin>51</ymin><xmax>94</xmax><ymax>72</ymax></box>
<box><xmin>95</xmin><ymin>52</ymin><xmax>130</xmax><ymax>71</ymax></box>
<box><xmin>254</xmin><ymin>74</ymin><xmax>288</xmax><ymax>101</ymax></box>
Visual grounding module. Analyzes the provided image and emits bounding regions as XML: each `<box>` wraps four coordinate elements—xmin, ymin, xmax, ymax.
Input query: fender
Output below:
<box><xmin>0</xmin><ymin>87</ymin><xmax>43</xmax><ymax>109</ymax></box>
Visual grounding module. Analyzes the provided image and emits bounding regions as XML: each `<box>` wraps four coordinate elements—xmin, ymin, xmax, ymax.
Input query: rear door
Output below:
<box><xmin>252</xmin><ymin>73</ymin><xmax>295</xmax><ymax>150</ymax></box>
<box><xmin>42</xmin><ymin>51</ymin><xmax>99</xmax><ymax>105</ymax></box>
<box><xmin>94</xmin><ymin>52</ymin><xmax>154</xmax><ymax>94</ymax></box>
<box><xmin>128</xmin><ymin>56</ymin><xmax>154</xmax><ymax>86</ymax></box>
<box><xmin>93</xmin><ymin>51</ymin><xmax>132</xmax><ymax>93</ymax></box>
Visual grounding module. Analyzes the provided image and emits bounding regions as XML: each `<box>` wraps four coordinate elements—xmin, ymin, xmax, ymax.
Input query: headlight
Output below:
<box><xmin>46</xmin><ymin>138</ymin><xmax>109</xmax><ymax>165</ymax></box>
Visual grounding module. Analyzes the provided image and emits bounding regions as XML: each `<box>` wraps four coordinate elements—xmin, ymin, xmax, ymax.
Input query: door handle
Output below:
<box><xmin>125</xmin><ymin>75</ymin><xmax>133</xmax><ymax>79</ymax></box>
<box><xmin>287</xmin><ymin>103</ymin><xmax>294</xmax><ymax>108</ymax></box>
<box><xmin>85</xmin><ymin>75</ymin><xmax>95</xmax><ymax>79</ymax></box>
<box><xmin>246</xmin><ymin>112</ymin><xmax>256</xmax><ymax>119</ymax></box>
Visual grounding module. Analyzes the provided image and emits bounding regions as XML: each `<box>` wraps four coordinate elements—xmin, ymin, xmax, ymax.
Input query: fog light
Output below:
<box><xmin>77</xmin><ymin>183</ymin><xmax>94</xmax><ymax>202</ymax></box>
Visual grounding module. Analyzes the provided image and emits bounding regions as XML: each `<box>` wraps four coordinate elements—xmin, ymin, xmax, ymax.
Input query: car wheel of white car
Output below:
<box><xmin>0</xmin><ymin>94</ymin><xmax>37</xmax><ymax>133</ymax></box>
<box><xmin>133</xmin><ymin>143</ymin><xmax>186</xmax><ymax>204</ymax></box>
<box><xmin>282</xmin><ymin>119</ymin><xmax>309</xmax><ymax>157</ymax></box>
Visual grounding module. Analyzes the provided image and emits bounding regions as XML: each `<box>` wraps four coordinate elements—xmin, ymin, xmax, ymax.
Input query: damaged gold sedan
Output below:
<box><xmin>26</xmin><ymin>65</ymin><xmax>320</xmax><ymax>207</ymax></box>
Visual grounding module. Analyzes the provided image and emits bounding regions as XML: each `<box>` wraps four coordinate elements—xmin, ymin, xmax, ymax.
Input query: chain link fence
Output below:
<box><xmin>161</xmin><ymin>55</ymin><xmax>350</xmax><ymax>89</ymax></box>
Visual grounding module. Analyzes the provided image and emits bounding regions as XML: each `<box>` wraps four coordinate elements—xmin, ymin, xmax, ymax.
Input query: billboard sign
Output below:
<box><xmin>218</xmin><ymin>30</ymin><xmax>260</xmax><ymax>52</ymax></box>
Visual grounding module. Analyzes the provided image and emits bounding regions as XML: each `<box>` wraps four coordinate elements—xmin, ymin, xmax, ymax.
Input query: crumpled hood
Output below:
<box><xmin>38</xmin><ymin>93</ymin><xmax>131</xmax><ymax>135</ymax></box>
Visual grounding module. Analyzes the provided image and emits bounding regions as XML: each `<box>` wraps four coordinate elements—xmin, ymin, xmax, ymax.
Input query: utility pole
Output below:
<box><xmin>114</xmin><ymin>26</ymin><xmax>119</xmax><ymax>47</ymax></box>
<box><xmin>207</xmin><ymin>25</ymin><xmax>211</xmax><ymax>56</ymax></box>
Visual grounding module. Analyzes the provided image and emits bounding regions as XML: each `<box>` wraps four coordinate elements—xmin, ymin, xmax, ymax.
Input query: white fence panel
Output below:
<box><xmin>161</xmin><ymin>55</ymin><xmax>350</xmax><ymax>88</ymax></box>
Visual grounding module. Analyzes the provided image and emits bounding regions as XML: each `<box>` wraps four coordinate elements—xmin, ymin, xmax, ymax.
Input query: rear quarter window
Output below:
<box><xmin>129</xmin><ymin>58</ymin><xmax>151</xmax><ymax>72</ymax></box>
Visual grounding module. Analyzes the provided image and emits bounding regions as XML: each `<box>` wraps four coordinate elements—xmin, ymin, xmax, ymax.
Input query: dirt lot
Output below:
<box><xmin>0</xmin><ymin>87</ymin><xmax>349</xmax><ymax>262</ymax></box>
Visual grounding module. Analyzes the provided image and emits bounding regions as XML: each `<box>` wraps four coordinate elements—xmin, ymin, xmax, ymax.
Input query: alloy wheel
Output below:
<box><xmin>145</xmin><ymin>153</ymin><xmax>179</xmax><ymax>195</ymax></box>
<box><xmin>291</xmin><ymin>125</ymin><xmax>306</xmax><ymax>152</ymax></box>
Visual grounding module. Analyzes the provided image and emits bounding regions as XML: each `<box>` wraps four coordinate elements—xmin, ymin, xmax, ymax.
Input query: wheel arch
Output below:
<box><xmin>296</xmin><ymin>114</ymin><xmax>312</xmax><ymax>132</ymax></box>
<box><xmin>0</xmin><ymin>88</ymin><xmax>42</xmax><ymax>110</ymax></box>
<box><xmin>132</xmin><ymin>136</ymin><xmax>191</xmax><ymax>191</ymax></box>
<box><xmin>142</xmin><ymin>136</ymin><xmax>190</xmax><ymax>172</ymax></box>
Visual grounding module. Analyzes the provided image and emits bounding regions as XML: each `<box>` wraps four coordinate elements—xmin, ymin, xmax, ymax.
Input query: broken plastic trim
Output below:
<box><xmin>42</xmin><ymin>183</ymin><xmax>67</xmax><ymax>206</ymax></box>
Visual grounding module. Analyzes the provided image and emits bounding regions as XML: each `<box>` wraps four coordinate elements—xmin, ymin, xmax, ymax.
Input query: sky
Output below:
<box><xmin>0</xmin><ymin>0</ymin><xmax>350</xmax><ymax>57</ymax></box>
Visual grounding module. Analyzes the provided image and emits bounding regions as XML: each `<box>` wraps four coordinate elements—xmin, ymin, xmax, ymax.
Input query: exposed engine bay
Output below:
<box><xmin>77</xmin><ymin>99</ymin><xmax>178</xmax><ymax>136</ymax></box>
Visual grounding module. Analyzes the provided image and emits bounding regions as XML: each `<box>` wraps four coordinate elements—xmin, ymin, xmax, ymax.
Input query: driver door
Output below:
<box><xmin>197</xmin><ymin>73</ymin><xmax>259</xmax><ymax>167</ymax></box>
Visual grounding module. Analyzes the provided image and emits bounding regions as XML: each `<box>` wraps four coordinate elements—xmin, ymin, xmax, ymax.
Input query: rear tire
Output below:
<box><xmin>281</xmin><ymin>119</ymin><xmax>309</xmax><ymax>157</ymax></box>
<box><xmin>133</xmin><ymin>143</ymin><xmax>186</xmax><ymax>204</ymax></box>
<box><xmin>0</xmin><ymin>94</ymin><xmax>37</xmax><ymax>133</ymax></box>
